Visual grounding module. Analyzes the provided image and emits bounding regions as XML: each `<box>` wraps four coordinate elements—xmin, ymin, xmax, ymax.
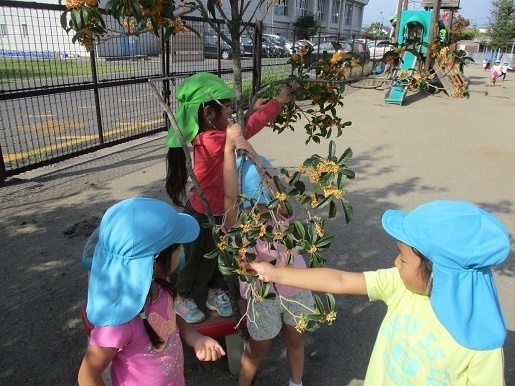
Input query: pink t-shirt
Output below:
<box><xmin>238</xmin><ymin>212</ymin><xmax>307</xmax><ymax>298</ymax></box>
<box><xmin>90</xmin><ymin>288</ymin><xmax>184</xmax><ymax>386</ymax></box>
<box><xmin>189</xmin><ymin>98</ymin><xmax>283</xmax><ymax>215</ymax></box>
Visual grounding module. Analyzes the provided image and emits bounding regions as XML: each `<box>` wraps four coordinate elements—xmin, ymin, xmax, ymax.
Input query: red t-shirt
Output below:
<box><xmin>189</xmin><ymin>98</ymin><xmax>282</xmax><ymax>215</ymax></box>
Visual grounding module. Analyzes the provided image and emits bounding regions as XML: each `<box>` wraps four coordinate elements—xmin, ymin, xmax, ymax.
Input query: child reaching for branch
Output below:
<box><xmin>223</xmin><ymin>124</ymin><xmax>313</xmax><ymax>386</ymax></box>
<box><xmin>165</xmin><ymin>72</ymin><xmax>295</xmax><ymax>323</ymax></box>
<box><xmin>246</xmin><ymin>200</ymin><xmax>510</xmax><ymax>385</ymax></box>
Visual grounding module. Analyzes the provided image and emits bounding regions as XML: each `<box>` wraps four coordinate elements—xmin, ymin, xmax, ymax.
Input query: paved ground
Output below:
<box><xmin>1</xmin><ymin>64</ymin><xmax>514</xmax><ymax>385</ymax></box>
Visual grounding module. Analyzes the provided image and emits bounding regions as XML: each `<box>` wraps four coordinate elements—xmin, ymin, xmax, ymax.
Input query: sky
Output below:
<box><xmin>362</xmin><ymin>0</ymin><xmax>494</xmax><ymax>28</ymax></box>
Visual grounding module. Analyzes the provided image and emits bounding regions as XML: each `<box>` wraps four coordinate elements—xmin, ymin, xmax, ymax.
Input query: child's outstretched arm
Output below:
<box><xmin>246</xmin><ymin>260</ymin><xmax>367</xmax><ymax>295</ymax></box>
<box><xmin>177</xmin><ymin>317</ymin><xmax>226</xmax><ymax>361</ymax></box>
<box><xmin>223</xmin><ymin>123</ymin><xmax>259</xmax><ymax>229</ymax></box>
<box><xmin>78</xmin><ymin>345</ymin><xmax>117</xmax><ymax>385</ymax></box>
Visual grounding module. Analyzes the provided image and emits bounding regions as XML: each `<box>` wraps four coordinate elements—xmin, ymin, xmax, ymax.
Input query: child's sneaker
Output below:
<box><xmin>175</xmin><ymin>296</ymin><xmax>205</xmax><ymax>323</ymax></box>
<box><xmin>206</xmin><ymin>290</ymin><xmax>233</xmax><ymax>317</ymax></box>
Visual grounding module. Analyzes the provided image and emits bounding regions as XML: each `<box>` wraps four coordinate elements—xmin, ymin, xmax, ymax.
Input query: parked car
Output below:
<box><xmin>311</xmin><ymin>41</ymin><xmax>370</xmax><ymax>64</ymax></box>
<box><xmin>367</xmin><ymin>41</ymin><xmax>394</xmax><ymax>59</ymax></box>
<box><xmin>204</xmin><ymin>32</ymin><xmax>242</xmax><ymax>60</ymax></box>
<box><xmin>262</xmin><ymin>34</ymin><xmax>290</xmax><ymax>57</ymax></box>
<box><xmin>239</xmin><ymin>35</ymin><xmax>282</xmax><ymax>58</ymax></box>
<box><xmin>240</xmin><ymin>35</ymin><xmax>254</xmax><ymax>57</ymax></box>
<box><xmin>293</xmin><ymin>39</ymin><xmax>314</xmax><ymax>52</ymax></box>
<box><xmin>264</xmin><ymin>33</ymin><xmax>294</xmax><ymax>54</ymax></box>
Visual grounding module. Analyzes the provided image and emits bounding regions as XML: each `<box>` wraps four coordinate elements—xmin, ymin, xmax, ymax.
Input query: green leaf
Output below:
<box><xmin>218</xmin><ymin>262</ymin><xmax>236</xmax><ymax>275</ymax></box>
<box><xmin>315</xmin><ymin>195</ymin><xmax>332</xmax><ymax>210</ymax></box>
<box><xmin>273</xmin><ymin>175</ymin><xmax>283</xmax><ymax>193</ymax></box>
<box><xmin>313</xmin><ymin>293</ymin><xmax>324</xmax><ymax>312</ymax></box>
<box><xmin>326</xmin><ymin>293</ymin><xmax>336</xmax><ymax>311</ymax></box>
<box><xmin>284</xmin><ymin>200</ymin><xmax>293</xmax><ymax>217</ymax></box>
<box><xmin>206</xmin><ymin>0</ymin><xmax>216</xmax><ymax>17</ymax></box>
<box><xmin>328</xmin><ymin>140</ymin><xmax>336</xmax><ymax>159</ymax></box>
<box><xmin>163</xmin><ymin>27</ymin><xmax>174</xmax><ymax>43</ymax></box>
<box><xmin>329</xmin><ymin>200</ymin><xmax>336</xmax><ymax>218</ymax></box>
<box><xmin>105</xmin><ymin>0</ymin><xmax>113</xmax><ymax>14</ymax></box>
<box><xmin>294</xmin><ymin>180</ymin><xmax>305</xmax><ymax>194</ymax></box>
<box><xmin>340</xmin><ymin>198</ymin><xmax>353</xmax><ymax>223</ymax></box>
<box><xmin>338</xmin><ymin>147</ymin><xmax>353</xmax><ymax>165</ymax></box>
<box><xmin>294</xmin><ymin>221</ymin><xmax>306</xmax><ymax>239</ymax></box>
<box><xmin>261</xmin><ymin>282</ymin><xmax>270</xmax><ymax>298</ymax></box>
<box><xmin>70</xmin><ymin>9</ymin><xmax>81</xmax><ymax>30</ymax></box>
<box><xmin>305</xmin><ymin>323</ymin><xmax>321</xmax><ymax>332</ymax></box>
<box><xmin>315</xmin><ymin>235</ymin><xmax>334</xmax><ymax>248</ymax></box>
<box><xmin>130</xmin><ymin>0</ymin><xmax>142</xmax><ymax>21</ymax></box>
<box><xmin>60</xmin><ymin>11</ymin><xmax>69</xmax><ymax>30</ymax></box>
<box><xmin>204</xmin><ymin>248</ymin><xmax>219</xmax><ymax>260</ymax></box>
<box><xmin>306</xmin><ymin>313</ymin><xmax>326</xmax><ymax>322</ymax></box>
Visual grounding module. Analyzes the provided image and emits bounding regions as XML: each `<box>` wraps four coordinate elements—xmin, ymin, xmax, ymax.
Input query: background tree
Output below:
<box><xmin>293</xmin><ymin>14</ymin><xmax>324</xmax><ymax>40</ymax></box>
<box><xmin>449</xmin><ymin>13</ymin><xmax>472</xmax><ymax>44</ymax></box>
<box><xmin>364</xmin><ymin>22</ymin><xmax>387</xmax><ymax>39</ymax></box>
<box><xmin>486</xmin><ymin>0</ymin><xmax>515</xmax><ymax>51</ymax></box>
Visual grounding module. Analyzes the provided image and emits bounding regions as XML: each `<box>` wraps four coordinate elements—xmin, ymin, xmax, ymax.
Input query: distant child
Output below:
<box><xmin>491</xmin><ymin>59</ymin><xmax>502</xmax><ymax>86</ymax></box>
<box><xmin>247</xmin><ymin>201</ymin><xmax>510</xmax><ymax>385</ymax></box>
<box><xmin>165</xmin><ymin>72</ymin><xmax>295</xmax><ymax>323</ymax></box>
<box><xmin>501</xmin><ymin>62</ymin><xmax>512</xmax><ymax>81</ymax></box>
<box><xmin>78</xmin><ymin>197</ymin><xmax>225</xmax><ymax>386</ymax></box>
<box><xmin>482</xmin><ymin>58</ymin><xmax>488</xmax><ymax>71</ymax></box>
<box><xmin>223</xmin><ymin>124</ymin><xmax>313</xmax><ymax>386</ymax></box>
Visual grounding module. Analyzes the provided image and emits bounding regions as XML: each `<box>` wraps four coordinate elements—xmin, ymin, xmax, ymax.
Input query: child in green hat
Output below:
<box><xmin>165</xmin><ymin>72</ymin><xmax>295</xmax><ymax>323</ymax></box>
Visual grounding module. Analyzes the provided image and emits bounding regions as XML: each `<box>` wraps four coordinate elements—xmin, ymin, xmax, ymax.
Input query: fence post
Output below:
<box><xmin>252</xmin><ymin>21</ymin><xmax>263</xmax><ymax>96</ymax></box>
<box><xmin>90</xmin><ymin>49</ymin><xmax>104</xmax><ymax>144</ymax></box>
<box><xmin>161</xmin><ymin>30</ymin><xmax>171</xmax><ymax>130</ymax></box>
<box><xmin>0</xmin><ymin>146</ymin><xmax>6</xmax><ymax>187</ymax></box>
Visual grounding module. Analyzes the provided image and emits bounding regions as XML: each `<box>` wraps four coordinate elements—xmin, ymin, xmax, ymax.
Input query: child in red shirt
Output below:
<box><xmin>165</xmin><ymin>72</ymin><xmax>294</xmax><ymax>323</ymax></box>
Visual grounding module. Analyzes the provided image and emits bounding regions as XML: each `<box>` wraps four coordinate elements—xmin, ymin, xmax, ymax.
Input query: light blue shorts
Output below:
<box><xmin>247</xmin><ymin>290</ymin><xmax>314</xmax><ymax>341</ymax></box>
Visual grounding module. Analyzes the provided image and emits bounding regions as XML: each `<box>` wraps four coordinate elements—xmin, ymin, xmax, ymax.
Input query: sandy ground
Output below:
<box><xmin>0</xmin><ymin>64</ymin><xmax>514</xmax><ymax>385</ymax></box>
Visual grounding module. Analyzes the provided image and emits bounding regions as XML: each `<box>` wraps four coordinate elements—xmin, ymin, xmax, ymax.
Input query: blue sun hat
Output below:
<box><xmin>382</xmin><ymin>200</ymin><xmax>510</xmax><ymax>350</ymax></box>
<box><xmin>166</xmin><ymin>72</ymin><xmax>235</xmax><ymax>148</ymax></box>
<box><xmin>86</xmin><ymin>197</ymin><xmax>200</xmax><ymax>326</ymax></box>
<box><xmin>236</xmin><ymin>155</ymin><xmax>273</xmax><ymax>208</ymax></box>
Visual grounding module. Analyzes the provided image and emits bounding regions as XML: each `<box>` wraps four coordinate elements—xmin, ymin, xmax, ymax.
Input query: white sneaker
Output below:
<box><xmin>175</xmin><ymin>297</ymin><xmax>205</xmax><ymax>323</ymax></box>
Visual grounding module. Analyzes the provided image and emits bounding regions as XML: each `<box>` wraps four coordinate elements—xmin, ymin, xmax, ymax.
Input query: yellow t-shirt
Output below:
<box><xmin>363</xmin><ymin>267</ymin><xmax>504</xmax><ymax>386</ymax></box>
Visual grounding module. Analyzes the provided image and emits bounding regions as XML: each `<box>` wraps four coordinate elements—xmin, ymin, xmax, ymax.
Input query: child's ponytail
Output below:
<box><xmin>166</xmin><ymin>147</ymin><xmax>188</xmax><ymax>207</ymax></box>
<box><xmin>143</xmin><ymin>244</ymin><xmax>180</xmax><ymax>349</ymax></box>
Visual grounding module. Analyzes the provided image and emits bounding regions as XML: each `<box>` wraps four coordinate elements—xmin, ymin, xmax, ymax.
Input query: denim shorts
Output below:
<box><xmin>246</xmin><ymin>289</ymin><xmax>314</xmax><ymax>341</ymax></box>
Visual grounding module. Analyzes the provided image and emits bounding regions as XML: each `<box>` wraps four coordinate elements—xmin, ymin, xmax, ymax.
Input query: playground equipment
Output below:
<box><xmin>384</xmin><ymin>0</ymin><xmax>466</xmax><ymax>105</ymax></box>
<box><xmin>80</xmin><ymin>228</ymin><xmax>247</xmax><ymax>383</ymax></box>
<box><xmin>384</xmin><ymin>10</ymin><xmax>432</xmax><ymax>105</ymax></box>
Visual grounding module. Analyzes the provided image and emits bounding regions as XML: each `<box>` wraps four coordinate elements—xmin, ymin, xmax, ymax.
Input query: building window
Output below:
<box><xmin>330</xmin><ymin>0</ymin><xmax>339</xmax><ymax>24</ymax></box>
<box><xmin>353</xmin><ymin>6</ymin><xmax>361</xmax><ymax>27</ymax></box>
<box><xmin>296</xmin><ymin>0</ymin><xmax>308</xmax><ymax>17</ymax></box>
<box><xmin>0</xmin><ymin>24</ymin><xmax>7</xmax><ymax>37</ymax></box>
<box><xmin>21</xmin><ymin>24</ymin><xmax>28</xmax><ymax>37</ymax></box>
<box><xmin>344</xmin><ymin>3</ymin><xmax>353</xmax><ymax>26</ymax></box>
<box><xmin>274</xmin><ymin>0</ymin><xmax>288</xmax><ymax>16</ymax></box>
<box><xmin>315</xmin><ymin>0</ymin><xmax>324</xmax><ymax>21</ymax></box>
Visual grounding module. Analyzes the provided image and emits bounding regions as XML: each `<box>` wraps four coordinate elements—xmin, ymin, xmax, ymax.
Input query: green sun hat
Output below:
<box><xmin>389</xmin><ymin>14</ymin><xmax>397</xmax><ymax>22</ymax></box>
<box><xmin>166</xmin><ymin>72</ymin><xmax>235</xmax><ymax>148</ymax></box>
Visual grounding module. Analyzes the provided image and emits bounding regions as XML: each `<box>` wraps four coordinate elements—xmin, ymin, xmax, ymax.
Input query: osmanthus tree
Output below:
<box><xmin>61</xmin><ymin>0</ymin><xmax>363</xmax><ymax>332</ymax></box>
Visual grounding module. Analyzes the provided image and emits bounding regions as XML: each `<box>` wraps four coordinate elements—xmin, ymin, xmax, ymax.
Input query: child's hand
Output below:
<box><xmin>276</xmin><ymin>84</ymin><xmax>296</xmax><ymax>105</ymax></box>
<box><xmin>234</xmin><ymin>136</ymin><xmax>254</xmax><ymax>154</ymax></box>
<box><xmin>225</xmin><ymin>123</ymin><xmax>243</xmax><ymax>148</ymax></box>
<box><xmin>252</xmin><ymin>97</ymin><xmax>270</xmax><ymax>112</ymax></box>
<box><xmin>243</xmin><ymin>260</ymin><xmax>275</xmax><ymax>282</ymax></box>
<box><xmin>193</xmin><ymin>336</ymin><xmax>226</xmax><ymax>361</ymax></box>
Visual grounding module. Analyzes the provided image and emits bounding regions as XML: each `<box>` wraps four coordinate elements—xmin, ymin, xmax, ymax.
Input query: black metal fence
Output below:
<box><xmin>0</xmin><ymin>1</ymin><xmax>373</xmax><ymax>186</ymax></box>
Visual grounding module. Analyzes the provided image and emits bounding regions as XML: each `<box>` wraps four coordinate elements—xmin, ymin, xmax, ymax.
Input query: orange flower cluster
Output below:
<box><xmin>66</xmin><ymin>0</ymin><xmax>97</xmax><ymax>10</ymax></box>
